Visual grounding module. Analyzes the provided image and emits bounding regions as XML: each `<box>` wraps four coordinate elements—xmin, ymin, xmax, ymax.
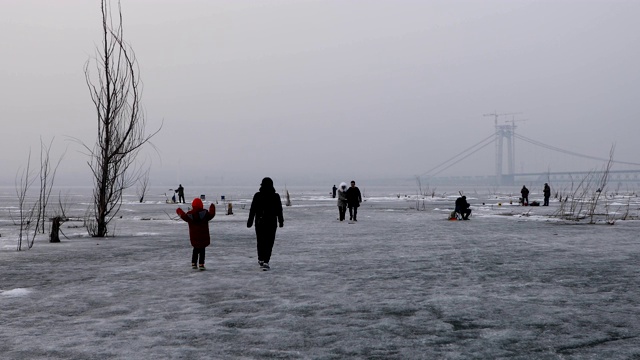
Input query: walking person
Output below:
<box><xmin>175</xmin><ymin>184</ymin><xmax>185</xmax><ymax>204</ymax></box>
<box><xmin>520</xmin><ymin>185</ymin><xmax>530</xmax><ymax>206</ymax></box>
<box><xmin>346</xmin><ymin>180</ymin><xmax>362</xmax><ymax>221</ymax></box>
<box><xmin>247</xmin><ymin>177</ymin><xmax>284</xmax><ymax>271</ymax></box>
<box><xmin>543</xmin><ymin>183</ymin><xmax>551</xmax><ymax>206</ymax></box>
<box><xmin>336</xmin><ymin>182</ymin><xmax>348</xmax><ymax>221</ymax></box>
<box><xmin>176</xmin><ymin>198</ymin><xmax>216</xmax><ymax>270</ymax></box>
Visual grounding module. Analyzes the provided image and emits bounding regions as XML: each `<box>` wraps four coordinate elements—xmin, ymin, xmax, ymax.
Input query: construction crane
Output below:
<box><xmin>483</xmin><ymin>111</ymin><xmax>521</xmax><ymax>127</ymax></box>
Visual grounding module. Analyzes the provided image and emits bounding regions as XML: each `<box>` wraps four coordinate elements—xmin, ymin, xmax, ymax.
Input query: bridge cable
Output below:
<box><xmin>513</xmin><ymin>134</ymin><xmax>640</xmax><ymax>167</ymax></box>
<box><xmin>425</xmin><ymin>137</ymin><xmax>496</xmax><ymax>178</ymax></box>
<box><xmin>420</xmin><ymin>132</ymin><xmax>496</xmax><ymax>177</ymax></box>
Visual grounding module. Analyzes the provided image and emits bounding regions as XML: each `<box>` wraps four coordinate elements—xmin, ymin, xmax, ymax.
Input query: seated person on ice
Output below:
<box><xmin>455</xmin><ymin>196</ymin><xmax>472</xmax><ymax>220</ymax></box>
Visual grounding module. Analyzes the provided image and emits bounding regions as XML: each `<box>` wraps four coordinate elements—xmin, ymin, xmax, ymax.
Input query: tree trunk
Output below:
<box><xmin>50</xmin><ymin>216</ymin><xmax>62</xmax><ymax>243</ymax></box>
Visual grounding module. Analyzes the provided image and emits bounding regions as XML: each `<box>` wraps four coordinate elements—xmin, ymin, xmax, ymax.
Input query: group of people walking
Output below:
<box><xmin>176</xmin><ymin>177</ymin><xmax>284</xmax><ymax>271</ymax></box>
<box><xmin>175</xmin><ymin>178</ymin><xmax>550</xmax><ymax>270</ymax></box>
<box><xmin>177</xmin><ymin>178</ymin><xmax>363</xmax><ymax>272</ymax></box>
<box><xmin>335</xmin><ymin>181</ymin><xmax>362</xmax><ymax>221</ymax></box>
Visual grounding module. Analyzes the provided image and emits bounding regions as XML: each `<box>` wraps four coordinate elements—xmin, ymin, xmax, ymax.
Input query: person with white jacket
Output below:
<box><xmin>336</xmin><ymin>182</ymin><xmax>348</xmax><ymax>221</ymax></box>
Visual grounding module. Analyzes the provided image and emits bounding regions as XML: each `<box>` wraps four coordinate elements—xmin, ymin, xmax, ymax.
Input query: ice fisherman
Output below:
<box><xmin>455</xmin><ymin>195</ymin><xmax>472</xmax><ymax>220</ymax></box>
<box><xmin>543</xmin><ymin>183</ymin><xmax>551</xmax><ymax>206</ymax></box>
<box><xmin>332</xmin><ymin>184</ymin><xmax>337</xmax><ymax>198</ymax></box>
<box><xmin>346</xmin><ymin>180</ymin><xmax>362</xmax><ymax>221</ymax></box>
<box><xmin>176</xmin><ymin>198</ymin><xmax>216</xmax><ymax>271</ymax></box>
<box><xmin>520</xmin><ymin>185</ymin><xmax>530</xmax><ymax>206</ymax></box>
<box><xmin>336</xmin><ymin>182</ymin><xmax>348</xmax><ymax>221</ymax></box>
<box><xmin>175</xmin><ymin>184</ymin><xmax>185</xmax><ymax>204</ymax></box>
<box><xmin>247</xmin><ymin>177</ymin><xmax>284</xmax><ymax>271</ymax></box>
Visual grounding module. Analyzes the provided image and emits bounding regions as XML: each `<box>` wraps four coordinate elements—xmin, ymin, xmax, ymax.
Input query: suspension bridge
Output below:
<box><xmin>420</xmin><ymin>113</ymin><xmax>640</xmax><ymax>186</ymax></box>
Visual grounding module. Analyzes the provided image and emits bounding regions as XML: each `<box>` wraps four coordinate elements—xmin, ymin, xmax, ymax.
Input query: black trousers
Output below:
<box><xmin>338</xmin><ymin>205</ymin><xmax>347</xmax><ymax>221</ymax></box>
<box><xmin>543</xmin><ymin>196</ymin><xmax>550</xmax><ymax>206</ymax></box>
<box><xmin>192</xmin><ymin>247</ymin><xmax>205</xmax><ymax>265</ymax></box>
<box><xmin>256</xmin><ymin>224</ymin><xmax>277</xmax><ymax>263</ymax></box>
<box><xmin>348</xmin><ymin>206</ymin><xmax>358</xmax><ymax>220</ymax></box>
<box><xmin>178</xmin><ymin>194</ymin><xmax>185</xmax><ymax>203</ymax></box>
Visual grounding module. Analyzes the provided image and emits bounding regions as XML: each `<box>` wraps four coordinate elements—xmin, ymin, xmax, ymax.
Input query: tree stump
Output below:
<box><xmin>50</xmin><ymin>216</ymin><xmax>62</xmax><ymax>243</ymax></box>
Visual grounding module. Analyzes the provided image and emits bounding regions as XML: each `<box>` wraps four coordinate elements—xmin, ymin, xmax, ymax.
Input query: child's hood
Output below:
<box><xmin>191</xmin><ymin>198</ymin><xmax>203</xmax><ymax>210</ymax></box>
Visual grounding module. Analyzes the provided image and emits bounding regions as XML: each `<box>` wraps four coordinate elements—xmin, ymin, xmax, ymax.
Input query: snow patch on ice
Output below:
<box><xmin>1</xmin><ymin>288</ymin><xmax>32</xmax><ymax>297</ymax></box>
<box><xmin>133</xmin><ymin>232</ymin><xmax>161</xmax><ymax>236</ymax></box>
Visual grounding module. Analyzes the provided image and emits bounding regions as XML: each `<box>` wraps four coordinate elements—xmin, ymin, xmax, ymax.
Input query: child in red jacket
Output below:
<box><xmin>177</xmin><ymin>198</ymin><xmax>216</xmax><ymax>270</ymax></box>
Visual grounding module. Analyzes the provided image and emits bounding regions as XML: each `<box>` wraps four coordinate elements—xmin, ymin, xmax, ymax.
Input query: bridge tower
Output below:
<box><xmin>483</xmin><ymin>112</ymin><xmax>521</xmax><ymax>185</ymax></box>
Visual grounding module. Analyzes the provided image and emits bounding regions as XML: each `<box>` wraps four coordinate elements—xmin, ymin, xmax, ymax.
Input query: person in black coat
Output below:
<box><xmin>346</xmin><ymin>180</ymin><xmax>362</xmax><ymax>221</ymax></box>
<box><xmin>455</xmin><ymin>195</ymin><xmax>471</xmax><ymax>220</ymax></box>
<box><xmin>521</xmin><ymin>185</ymin><xmax>530</xmax><ymax>206</ymax></box>
<box><xmin>543</xmin><ymin>183</ymin><xmax>551</xmax><ymax>206</ymax></box>
<box><xmin>175</xmin><ymin>184</ymin><xmax>185</xmax><ymax>204</ymax></box>
<box><xmin>247</xmin><ymin>177</ymin><xmax>284</xmax><ymax>270</ymax></box>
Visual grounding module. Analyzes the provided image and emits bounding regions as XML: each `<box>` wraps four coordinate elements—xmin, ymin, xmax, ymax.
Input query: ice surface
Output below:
<box><xmin>1</xmin><ymin>185</ymin><xmax>639</xmax><ymax>359</ymax></box>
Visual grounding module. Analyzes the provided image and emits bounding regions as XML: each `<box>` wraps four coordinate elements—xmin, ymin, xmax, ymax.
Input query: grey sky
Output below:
<box><xmin>2</xmin><ymin>0</ymin><xmax>639</xmax><ymax>186</ymax></box>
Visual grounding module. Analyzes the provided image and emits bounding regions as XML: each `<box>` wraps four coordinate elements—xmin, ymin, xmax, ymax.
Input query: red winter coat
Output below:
<box><xmin>177</xmin><ymin>203</ymin><xmax>216</xmax><ymax>248</ymax></box>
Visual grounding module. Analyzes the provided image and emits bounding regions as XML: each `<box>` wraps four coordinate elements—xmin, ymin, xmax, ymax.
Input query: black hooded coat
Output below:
<box><xmin>247</xmin><ymin>181</ymin><xmax>284</xmax><ymax>228</ymax></box>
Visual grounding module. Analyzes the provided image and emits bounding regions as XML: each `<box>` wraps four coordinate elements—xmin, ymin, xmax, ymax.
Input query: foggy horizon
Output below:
<box><xmin>2</xmin><ymin>0</ymin><xmax>639</xmax><ymax>188</ymax></box>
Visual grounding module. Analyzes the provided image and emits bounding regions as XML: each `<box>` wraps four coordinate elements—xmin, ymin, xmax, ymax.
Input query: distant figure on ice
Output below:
<box><xmin>332</xmin><ymin>184</ymin><xmax>337</xmax><ymax>198</ymax></box>
<box><xmin>347</xmin><ymin>180</ymin><xmax>362</xmax><ymax>221</ymax></box>
<box><xmin>337</xmin><ymin>182</ymin><xmax>348</xmax><ymax>221</ymax></box>
<box><xmin>543</xmin><ymin>183</ymin><xmax>551</xmax><ymax>206</ymax></box>
<box><xmin>176</xmin><ymin>198</ymin><xmax>216</xmax><ymax>271</ymax></box>
<box><xmin>247</xmin><ymin>177</ymin><xmax>284</xmax><ymax>271</ymax></box>
<box><xmin>175</xmin><ymin>184</ymin><xmax>185</xmax><ymax>204</ymax></box>
<box><xmin>520</xmin><ymin>185</ymin><xmax>529</xmax><ymax>206</ymax></box>
<box><xmin>455</xmin><ymin>195</ymin><xmax>471</xmax><ymax>220</ymax></box>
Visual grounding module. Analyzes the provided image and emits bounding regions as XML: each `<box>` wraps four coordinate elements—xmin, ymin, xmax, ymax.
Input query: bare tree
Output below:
<box><xmin>50</xmin><ymin>192</ymin><xmax>72</xmax><ymax>243</ymax></box>
<box><xmin>15</xmin><ymin>151</ymin><xmax>36</xmax><ymax>250</ymax></box>
<box><xmin>556</xmin><ymin>172</ymin><xmax>595</xmax><ymax>221</ymax></box>
<box><xmin>136</xmin><ymin>167</ymin><xmax>150</xmax><ymax>203</ymax></box>
<box><xmin>34</xmin><ymin>137</ymin><xmax>65</xmax><ymax>235</ymax></box>
<box><xmin>553</xmin><ymin>145</ymin><xmax>617</xmax><ymax>223</ymax></box>
<box><xmin>82</xmin><ymin>0</ymin><xmax>160</xmax><ymax>237</ymax></box>
<box><xmin>588</xmin><ymin>145</ymin><xmax>615</xmax><ymax>224</ymax></box>
<box><xmin>414</xmin><ymin>176</ymin><xmax>427</xmax><ymax>210</ymax></box>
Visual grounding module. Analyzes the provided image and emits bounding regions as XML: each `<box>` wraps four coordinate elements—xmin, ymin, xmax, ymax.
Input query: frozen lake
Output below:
<box><xmin>1</xmin><ymin>185</ymin><xmax>639</xmax><ymax>359</ymax></box>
